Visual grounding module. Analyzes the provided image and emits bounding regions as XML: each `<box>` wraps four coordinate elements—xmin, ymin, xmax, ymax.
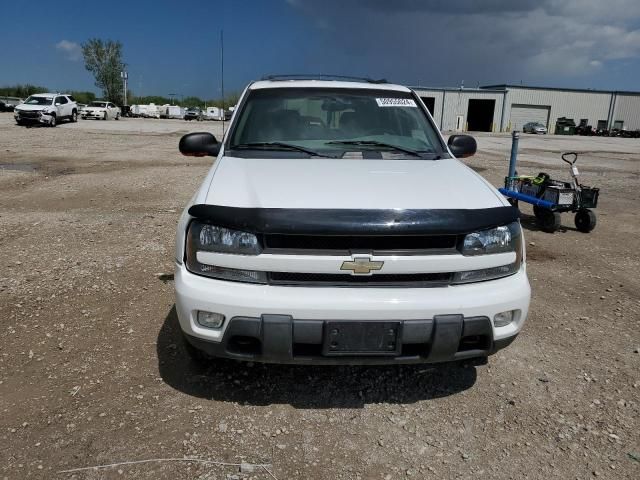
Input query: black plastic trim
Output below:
<box><xmin>188</xmin><ymin>205</ymin><xmax>519</xmax><ymax>236</ymax></box>
<box><xmin>492</xmin><ymin>334</ymin><xmax>518</xmax><ymax>352</ymax></box>
<box><xmin>184</xmin><ymin>315</ymin><xmax>503</xmax><ymax>365</ymax></box>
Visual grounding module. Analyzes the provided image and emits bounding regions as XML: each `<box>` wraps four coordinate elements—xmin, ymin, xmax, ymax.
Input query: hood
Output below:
<box><xmin>83</xmin><ymin>106</ymin><xmax>106</xmax><ymax>111</ymax></box>
<box><xmin>15</xmin><ymin>104</ymin><xmax>50</xmax><ymax>112</ymax></box>
<box><xmin>203</xmin><ymin>156</ymin><xmax>505</xmax><ymax>210</ymax></box>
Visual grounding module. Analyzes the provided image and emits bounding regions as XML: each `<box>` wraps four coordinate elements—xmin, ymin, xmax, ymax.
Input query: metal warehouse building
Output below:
<box><xmin>412</xmin><ymin>84</ymin><xmax>640</xmax><ymax>133</ymax></box>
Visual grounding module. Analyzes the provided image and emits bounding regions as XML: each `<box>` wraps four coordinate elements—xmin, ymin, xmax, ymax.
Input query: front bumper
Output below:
<box><xmin>81</xmin><ymin>111</ymin><xmax>105</xmax><ymax>119</ymax></box>
<box><xmin>15</xmin><ymin>111</ymin><xmax>51</xmax><ymax>124</ymax></box>
<box><xmin>175</xmin><ymin>264</ymin><xmax>530</xmax><ymax>364</ymax></box>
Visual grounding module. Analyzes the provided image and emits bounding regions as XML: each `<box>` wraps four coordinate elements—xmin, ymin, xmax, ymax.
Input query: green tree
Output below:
<box><xmin>182</xmin><ymin>96</ymin><xmax>204</xmax><ymax>108</ymax></box>
<box><xmin>69</xmin><ymin>91</ymin><xmax>96</xmax><ymax>104</ymax></box>
<box><xmin>81</xmin><ymin>39</ymin><xmax>125</xmax><ymax>104</ymax></box>
<box><xmin>205</xmin><ymin>92</ymin><xmax>240</xmax><ymax>108</ymax></box>
<box><xmin>0</xmin><ymin>84</ymin><xmax>48</xmax><ymax>98</ymax></box>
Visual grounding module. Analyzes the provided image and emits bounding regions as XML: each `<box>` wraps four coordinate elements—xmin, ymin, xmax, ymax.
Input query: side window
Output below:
<box><xmin>68</xmin><ymin>96</ymin><xmax>76</xmax><ymax>102</ymax></box>
<box><xmin>56</xmin><ymin>96</ymin><xmax>68</xmax><ymax>105</ymax></box>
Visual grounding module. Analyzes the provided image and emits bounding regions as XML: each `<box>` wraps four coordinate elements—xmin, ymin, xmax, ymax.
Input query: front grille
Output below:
<box><xmin>263</xmin><ymin>234</ymin><xmax>458</xmax><ymax>255</ymax></box>
<box><xmin>19</xmin><ymin>111</ymin><xmax>41</xmax><ymax>119</ymax></box>
<box><xmin>268</xmin><ymin>271</ymin><xmax>452</xmax><ymax>287</ymax></box>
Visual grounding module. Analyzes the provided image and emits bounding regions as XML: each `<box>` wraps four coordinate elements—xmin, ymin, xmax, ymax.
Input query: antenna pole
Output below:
<box><xmin>221</xmin><ymin>29</ymin><xmax>225</xmax><ymax>137</ymax></box>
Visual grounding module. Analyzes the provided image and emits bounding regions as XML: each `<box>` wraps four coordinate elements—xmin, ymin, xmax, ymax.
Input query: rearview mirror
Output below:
<box><xmin>447</xmin><ymin>134</ymin><xmax>477</xmax><ymax>158</ymax></box>
<box><xmin>179</xmin><ymin>132</ymin><xmax>220</xmax><ymax>157</ymax></box>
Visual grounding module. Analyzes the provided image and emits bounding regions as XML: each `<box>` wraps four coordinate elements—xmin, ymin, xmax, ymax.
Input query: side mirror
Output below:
<box><xmin>447</xmin><ymin>134</ymin><xmax>477</xmax><ymax>158</ymax></box>
<box><xmin>179</xmin><ymin>132</ymin><xmax>220</xmax><ymax>157</ymax></box>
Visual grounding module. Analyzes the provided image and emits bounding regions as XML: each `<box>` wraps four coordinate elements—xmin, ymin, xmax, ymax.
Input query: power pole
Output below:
<box><xmin>121</xmin><ymin>71</ymin><xmax>128</xmax><ymax>106</ymax></box>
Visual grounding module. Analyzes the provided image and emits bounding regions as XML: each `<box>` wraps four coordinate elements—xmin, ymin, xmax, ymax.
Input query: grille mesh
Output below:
<box><xmin>263</xmin><ymin>234</ymin><xmax>457</xmax><ymax>253</ymax></box>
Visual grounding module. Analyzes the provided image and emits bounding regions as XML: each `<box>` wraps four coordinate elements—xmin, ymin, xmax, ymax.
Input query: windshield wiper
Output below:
<box><xmin>325</xmin><ymin>140</ymin><xmax>428</xmax><ymax>158</ymax></box>
<box><xmin>231</xmin><ymin>142</ymin><xmax>334</xmax><ymax>158</ymax></box>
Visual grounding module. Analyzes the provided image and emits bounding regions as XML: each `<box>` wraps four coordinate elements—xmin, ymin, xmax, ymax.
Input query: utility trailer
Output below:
<box><xmin>499</xmin><ymin>152</ymin><xmax>599</xmax><ymax>233</ymax></box>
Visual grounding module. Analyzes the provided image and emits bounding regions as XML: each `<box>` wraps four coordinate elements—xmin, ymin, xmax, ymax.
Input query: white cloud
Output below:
<box><xmin>55</xmin><ymin>40</ymin><xmax>82</xmax><ymax>61</ymax></box>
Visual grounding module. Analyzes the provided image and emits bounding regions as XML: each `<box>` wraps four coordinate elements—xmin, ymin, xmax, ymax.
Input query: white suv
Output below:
<box><xmin>174</xmin><ymin>77</ymin><xmax>531</xmax><ymax>365</ymax></box>
<box><xmin>14</xmin><ymin>93</ymin><xmax>78</xmax><ymax>126</ymax></box>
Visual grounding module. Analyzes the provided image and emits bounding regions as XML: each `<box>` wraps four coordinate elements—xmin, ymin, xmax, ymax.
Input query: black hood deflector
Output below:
<box><xmin>187</xmin><ymin>205</ymin><xmax>519</xmax><ymax>235</ymax></box>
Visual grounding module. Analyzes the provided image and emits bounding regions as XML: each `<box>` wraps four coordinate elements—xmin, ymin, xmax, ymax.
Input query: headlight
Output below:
<box><xmin>185</xmin><ymin>220</ymin><xmax>266</xmax><ymax>283</ymax></box>
<box><xmin>192</xmin><ymin>222</ymin><xmax>261</xmax><ymax>254</ymax></box>
<box><xmin>461</xmin><ymin>221</ymin><xmax>521</xmax><ymax>256</ymax></box>
<box><xmin>453</xmin><ymin>221</ymin><xmax>523</xmax><ymax>284</ymax></box>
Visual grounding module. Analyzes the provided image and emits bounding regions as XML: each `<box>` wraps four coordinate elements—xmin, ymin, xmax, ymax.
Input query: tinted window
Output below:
<box><xmin>68</xmin><ymin>96</ymin><xmax>76</xmax><ymax>102</ymax></box>
<box><xmin>56</xmin><ymin>96</ymin><xmax>68</xmax><ymax>105</ymax></box>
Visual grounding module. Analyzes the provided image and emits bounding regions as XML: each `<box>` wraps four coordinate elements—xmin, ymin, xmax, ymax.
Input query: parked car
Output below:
<box><xmin>0</xmin><ymin>96</ymin><xmax>24</xmax><ymax>111</ymax></box>
<box><xmin>173</xmin><ymin>77</ymin><xmax>530</xmax><ymax>366</ymax></box>
<box><xmin>184</xmin><ymin>107</ymin><xmax>203</xmax><ymax>121</ymax></box>
<box><xmin>522</xmin><ymin>122</ymin><xmax>547</xmax><ymax>134</ymax></box>
<box><xmin>80</xmin><ymin>101</ymin><xmax>121</xmax><ymax>120</ymax></box>
<box><xmin>14</xmin><ymin>93</ymin><xmax>78</xmax><ymax>126</ymax></box>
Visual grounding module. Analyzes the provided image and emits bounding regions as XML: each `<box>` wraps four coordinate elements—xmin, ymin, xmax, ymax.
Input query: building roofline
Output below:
<box><xmin>409</xmin><ymin>86</ymin><xmax>505</xmax><ymax>93</ymax></box>
<box><xmin>481</xmin><ymin>84</ymin><xmax>640</xmax><ymax>95</ymax></box>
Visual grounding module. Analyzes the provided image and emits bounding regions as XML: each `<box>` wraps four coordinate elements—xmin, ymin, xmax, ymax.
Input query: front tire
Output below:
<box><xmin>575</xmin><ymin>209</ymin><xmax>596</xmax><ymax>233</ymax></box>
<box><xmin>71</xmin><ymin>110</ymin><xmax>77</xmax><ymax>123</ymax></box>
<box><xmin>103</xmin><ymin>112</ymin><xmax>108</xmax><ymax>120</ymax></box>
<box><xmin>115</xmin><ymin>112</ymin><xmax>120</xmax><ymax>120</ymax></box>
<box><xmin>49</xmin><ymin>114</ymin><xmax>56</xmax><ymax>127</ymax></box>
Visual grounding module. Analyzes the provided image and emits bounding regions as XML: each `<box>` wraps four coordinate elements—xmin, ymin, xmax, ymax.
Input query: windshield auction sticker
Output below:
<box><xmin>375</xmin><ymin>98</ymin><xmax>417</xmax><ymax>107</ymax></box>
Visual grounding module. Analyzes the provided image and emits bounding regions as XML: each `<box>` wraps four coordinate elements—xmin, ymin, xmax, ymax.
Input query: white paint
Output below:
<box><xmin>196</xmin><ymin>251</ymin><xmax>516</xmax><ymax>274</ymax></box>
<box><xmin>175</xmin><ymin>265</ymin><xmax>530</xmax><ymax>343</ymax></box>
<box><xmin>204</xmin><ymin>156</ymin><xmax>505</xmax><ymax>210</ymax></box>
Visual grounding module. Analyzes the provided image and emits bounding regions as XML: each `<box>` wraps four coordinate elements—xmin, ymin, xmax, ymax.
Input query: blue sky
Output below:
<box><xmin>1</xmin><ymin>0</ymin><xmax>639</xmax><ymax>97</ymax></box>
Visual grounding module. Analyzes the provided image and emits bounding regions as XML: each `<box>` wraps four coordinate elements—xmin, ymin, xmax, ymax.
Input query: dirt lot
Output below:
<box><xmin>1</xmin><ymin>114</ymin><xmax>639</xmax><ymax>479</ymax></box>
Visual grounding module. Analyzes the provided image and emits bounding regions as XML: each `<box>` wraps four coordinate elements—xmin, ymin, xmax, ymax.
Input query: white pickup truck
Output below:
<box><xmin>174</xmin><ymin>77</ymin><xmax>530</xmax><ymax>365</ymax></box>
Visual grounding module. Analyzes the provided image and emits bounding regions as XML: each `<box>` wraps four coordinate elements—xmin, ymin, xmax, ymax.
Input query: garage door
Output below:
<box><xmin>510</xmin><ymin>104</ymin><xmax>551</xmax><ymax>130</ymax></box>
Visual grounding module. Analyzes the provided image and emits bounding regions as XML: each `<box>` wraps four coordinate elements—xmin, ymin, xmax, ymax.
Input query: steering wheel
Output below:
<box><xmin>561</xmin><ymin>152</ymin><xmax>578</xmax><ymax>165</ymax></box>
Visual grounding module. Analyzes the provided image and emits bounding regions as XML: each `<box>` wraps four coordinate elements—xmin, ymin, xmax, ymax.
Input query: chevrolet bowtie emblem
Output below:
<box><xmin>340</xmin><ymin>257</ymin><xmax>384</xmax><ymax>275</ymax></box>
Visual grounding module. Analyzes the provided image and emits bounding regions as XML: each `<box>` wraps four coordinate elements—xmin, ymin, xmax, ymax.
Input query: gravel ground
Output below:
<box><xmin>0</xmin><ymin>114</ymin><xmax>639</xmax><ymax>479</ymax></box>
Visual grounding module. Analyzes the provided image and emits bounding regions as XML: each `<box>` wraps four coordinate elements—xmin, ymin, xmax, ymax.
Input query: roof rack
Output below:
<box><xmin>261</xmin><ymin>74</ymin><xmax>388</xmax><ymax>84</ymax></box>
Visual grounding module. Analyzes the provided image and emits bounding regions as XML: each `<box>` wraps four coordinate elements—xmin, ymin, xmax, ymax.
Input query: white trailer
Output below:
<box><xmin>144</xmin><ymin>103</ymin><xmax>160</xmax><ymax>119</ymax></box>
<box><xmin>130</xmin><ymin>104</ymin><xmax>148</xmax><ymax>117</ymax></box>
<box><xmin>205</xmin><ymin>106</ymin><xmax>225</xmax><ymax>121</ymax></box>
<box><xmin>167</xmin><ymin>105</ymin><xmax>183</xmax><ymax>118</ymax></box>
<box><xmin>157</xmin><ymin>104</ymin><xmax>169</xmax><ymax>118</ymax></box>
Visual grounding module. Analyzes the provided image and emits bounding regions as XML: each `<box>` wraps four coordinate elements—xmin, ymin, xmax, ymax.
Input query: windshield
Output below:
<box><xmin>229</xmin><ymin>88</ymin><xmax>445</xmax><ymax>158</ymax></box>
<box><xmin>24</xmin><ymin>96</ymin><xmax>53</xmax><ymax>106</ymax></box>
<box><xmin>89</xmin><ymin>102</ymin><xmax>107</xmax><ymax>108</ymax></box>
